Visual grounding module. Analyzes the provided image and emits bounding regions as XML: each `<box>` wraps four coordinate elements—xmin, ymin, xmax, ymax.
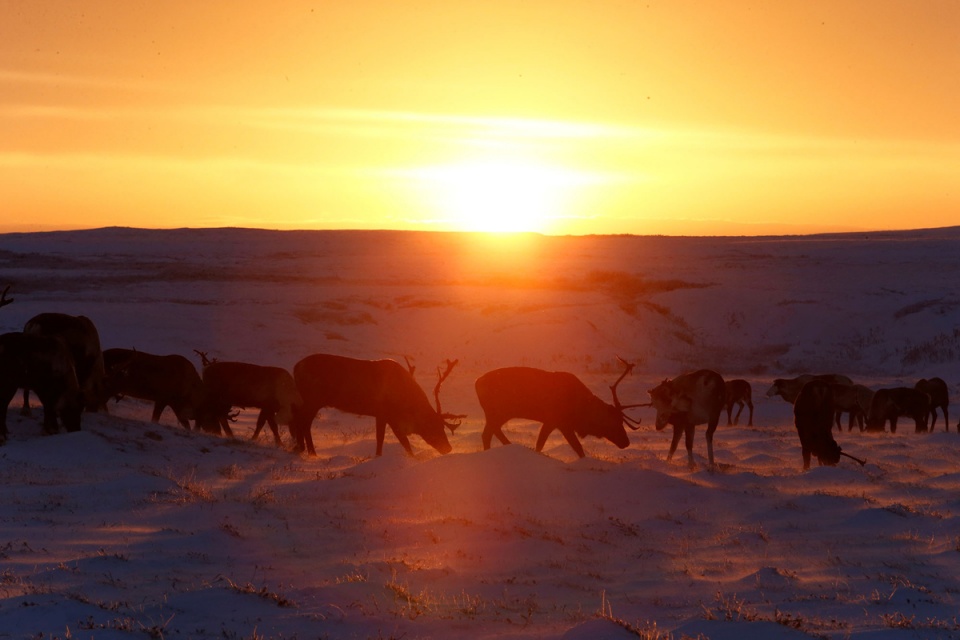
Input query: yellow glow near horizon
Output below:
<box><xmin>409</xmin><ymin>160</ymin><xmax>595</xmax><ymax>234</ymax></box>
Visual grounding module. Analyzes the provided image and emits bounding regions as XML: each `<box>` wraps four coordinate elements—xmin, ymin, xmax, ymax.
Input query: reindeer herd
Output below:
<box><xmin>0</xmin><ymin>291</ymin><xmax>953</xmax><ymax>471</ymax></box>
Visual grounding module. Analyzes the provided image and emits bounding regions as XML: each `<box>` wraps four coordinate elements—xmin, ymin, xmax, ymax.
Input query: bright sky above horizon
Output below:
<box><xmin>2</xmin><ymin>1</ymin><xmax>958</xmax><ymax>236</ymax></box>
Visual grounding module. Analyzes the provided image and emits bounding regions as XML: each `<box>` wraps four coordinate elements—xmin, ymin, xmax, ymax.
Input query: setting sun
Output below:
<box><xmin>409</xmin><ymin>160</ymin><xmax>592</xmax><ymax>233</ymax></box>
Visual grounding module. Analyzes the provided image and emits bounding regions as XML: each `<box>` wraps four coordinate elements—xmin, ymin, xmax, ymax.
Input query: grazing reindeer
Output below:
<box><xmin>794</xmin><ymin>380</ymin><xmax>864</xmax><ymax>469</ymax></box>
<box><xmin>724</xmin><ymin>379</ymin><xmax>753</xmax><ymax>426</ymax></box>
<box><xmin>292</xmin><ymin>354</ymin><xmax>463</xmax><ymax>457</ymax></box>
<box><xmin>22</xmin><ymin>313</ymin><xmax>106</xmax><ymax>414</ymax></box>
<box><xmin>474</xmin><ymin>358</ymin><xmax>642</xmax><ymax>459</ymax></box>
<box><xmin>915</xmin><ymin>378</ymin><xmax>949</xmax><ymax>431</ymax></box>
<box><xmin>831</xmin><ymin>383</ymin><xmax>874</xmax><ymax>432</ymax></box>
<box><xmin>103</xmin><ymin>348</ymin><xmax>205</xmax><ymax>430</ymax></box>
<box><xmin>0</xmin><ymin>332</ymin><xmax>83</xmax><ymax>442</ymax></box>
<box><xmin>198</xmin><ymin>361</ymin><xmax>302</xmax><ymax>446</ymax></box>
<box><xmin>648</xmin><ymin>369</ymin><xmax>726</xmax><ymax>469</ymax></box>
<box><xmin>866</xmin><ymin>387</ymin><xmax>931</xmax><ymax>433</ymax></box>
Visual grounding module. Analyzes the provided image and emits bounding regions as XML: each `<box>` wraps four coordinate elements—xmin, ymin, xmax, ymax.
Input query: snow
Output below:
<box><xmin>1</xmin><ymin>226</ymin><xmax>959</xmax><ymax>639</ymax></box>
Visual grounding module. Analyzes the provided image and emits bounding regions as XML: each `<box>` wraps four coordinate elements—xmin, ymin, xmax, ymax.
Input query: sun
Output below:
<box><xmin>416</xmin><ymin>160</ymin><xmax>580</xmax><ymax>233</ymax></box>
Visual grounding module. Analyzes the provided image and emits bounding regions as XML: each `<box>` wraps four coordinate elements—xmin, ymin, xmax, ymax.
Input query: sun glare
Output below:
<box><xmin>415</xmin><ymin>160</ymin><xmax>583</xmax><ymax>233</ymax></box>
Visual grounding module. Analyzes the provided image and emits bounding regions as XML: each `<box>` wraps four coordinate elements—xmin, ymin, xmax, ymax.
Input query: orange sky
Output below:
<box><xmin>2</xmin><ymin>1</ymin><xmax>958</xmax><ymax>235</ymax></box>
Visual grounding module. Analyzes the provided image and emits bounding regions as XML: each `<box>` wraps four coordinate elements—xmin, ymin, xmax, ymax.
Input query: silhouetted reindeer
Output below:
<box><xmin>292</xmin><ymin>354</ymin><xmax>464</xmax><ymax>457</ymax></box>
<box><xmin>648</xmin><ymin>369</ymin><xmax>726</xmax><ymax>469</ymax></box>
<box><xmin>474</xmin><ymin>357</ymin><xmax>642</xmax><ymax>458</ymax></box>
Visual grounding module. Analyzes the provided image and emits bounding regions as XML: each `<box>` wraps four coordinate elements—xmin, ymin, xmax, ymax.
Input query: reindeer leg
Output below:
<box><xmin>685</xmin><ymin>424</ymin><xmax>697</xmax><ymax>469</ymax></box>
<box><xmin>294</xmin><ymin>407</ymin><xmax>319</xmax><ymax>455</ymax></box>
<box><xmin>388</xmin><ymin>423</ymin><xmax>415</xmax><ymax>456</ymax></box>
<box><xmin>746</xmin><ymin>400</ymin><xmax>754</xmax><ymax>426</ymax></box>
<box><xmin>375</xmin><ymin>417</ymin><xmax>387</xmax><ymax>456</ymax></box>
<box><xmin>726</xmin><ymin>403</ymin><xmax>733</xmax><ymax>426</ymax></box>
<box><xmin>251</xmin><ymin>411</ymin><xmax>267</xmax><ymax>441</ymax></box>
<box><xmin>667</xmin><ymin>424</ymin><xmax>683</xmax><ymax>461</ymax></box>
<box><xmin>151</xmin><ymin>402</ymin><xmax>165</xmax><ymax>423</ymax></box>
<box><xmin>21</xmin><ymin>388</ymin><xmax>32</xmax><ymax>417</ymax></box>
<box><xmin>535</xmin><ymin>423</ymin><xmax>557</xmax><ymax>453</ymax></box>
<box><xmin>173</xmin><ymin>409</ymin><xmax>191</xmax><ymax>430</ymax></box>
<box><xmin>734</xmin><ymin>402</ymin><xmax>745</xmax><ymax>426</ymax></box>
<box><xmin>266</xmin><ymin>413</ymin><xmax>282</xmax><ymax>446</ymax></box>
<box><xmin>705</xmin><ymin>420</ymin><xmax>718</xmax><ymax>468</ymax></box>
<box><xmin>558</xmin><ymin>427</ymin><xmax>586</xmax><ymax>459</ymax></box>
<box><xmin>482</xmin><ymin>416</ymin><xmax>510</xmax><ymax>449</ymax></box>
<box><xmin>945</xmin><ymin>406</ymin><xmax>950</xmax><ymax>432</ymax></box>
<box><xmin>219</xmin><ymin>415</ymin><xmax>235</xmax><ymax>438</ymax></box>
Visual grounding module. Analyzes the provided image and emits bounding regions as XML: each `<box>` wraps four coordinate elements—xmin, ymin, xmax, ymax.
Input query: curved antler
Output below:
<box><xmin>611</xmin><ymin>356</ymin><xmax>644</xmax><ymax>430</ymax></box>
<box><xmin>434</xmin><ymin>358</ymin><xmax>465</xmax><ymax>432</ymax></box>
<box><xmin>194</xmin><ymin>349</ymin><xmax>216</xmax><ymax>367</ymax></box>
<box><xmin>0</xmin><ymin>285</ymin><xmax>13</xmax><ymax>309</ymax></box>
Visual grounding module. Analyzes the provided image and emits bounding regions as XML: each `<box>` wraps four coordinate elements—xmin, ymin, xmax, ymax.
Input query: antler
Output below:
<box><xmin>226</xmin><ymin>409</ymin><xmax>241</xmax><ymax>423</ymax></box>
<box><xmin>434</xmin><ymin>358</ymin><xmax>465</xmax><ymax>432</ymax></box>
<box><xmin>840</xmin><ymin>451</ymin><xmax>867</xmax><ymax>466</ymax></box>
<box><xmin>403</xmin><ymin>355</ymin><xmax>416</xmax><ymax>376</ymax></box>
<box><xmin>0</xmin><ymin>285</ymin><xmax>13</xmax><ymax>309</ymax></box>
<box><xmin>194</xmin><ymin>349</ymin><xmax>216</xmax><ymax>367</ymax></box>
<box><xmin>610</xmin><ymin>356</ymin><xmax>644</xmax><ymax>430</ymax></box>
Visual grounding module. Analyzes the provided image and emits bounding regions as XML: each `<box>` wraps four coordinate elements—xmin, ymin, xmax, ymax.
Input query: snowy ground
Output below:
<box><xmin>1</xmin><ymin>227</ymin><xmax>959</xmax><ymax>639</ymax></box>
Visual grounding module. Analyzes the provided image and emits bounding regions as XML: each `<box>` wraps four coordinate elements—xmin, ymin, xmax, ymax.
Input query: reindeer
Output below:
<box><xmin>291</xmin><ymin>354</ymin><xmax>463</xmax><ymax>457</ymax></box>
<box><xmin>766</xmin><ymin>374</ymin><xmax>853</xmax><ymax>404</ymax></box>
<box><xmin>724</xmin><ymin>379</ymin><xmax>753</xmax><ymax>426</ymax></box>
<box><xmin>866</xmin><ymin>387</ymin><xmax>931</xmax><ymax>433</ymax></box>
<box><xmin>102</xmin><ymin>348</ymin><xmax>205</xmax><ymax>430</ymax></box>
<box><xmin>474</xmin><ymin>358</ymin><xmax>642</xmax><ymax>459</ymax></box>
<box><xmin>198</xmin><ymin>361</ymin><xmax>302</xmax><ymax>446</ymax></box>
<box><xmin>832</xmin><ymin>383</ymin><xmax>874</xmax><ymax>432</ymax></box>
<box><xmin>0</xmin><ymin>332</ymin><xmax>83</xmax><ymax>442</ymax></box>
<box><xmin>648</xmin><ymin>369</ymin><xmax>726</xmax><ymax>469</ymax></box>
<box><xmin>794</xmin><ymin>379</ymin><xmax>864</xmax><ymax>469</ymax></box>
<box><xmin>915</xmin><ymin>377</ymin><xmax>949</xmax><ymax>431</ymax></box>
<box><xmin>22</xmin><ymin>313</ymin><xmax>106</xmax><ymax>414</ymax></box>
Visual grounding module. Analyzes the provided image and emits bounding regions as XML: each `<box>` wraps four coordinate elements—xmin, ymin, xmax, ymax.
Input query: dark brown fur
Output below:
<box><xmin>199</xmin><ymin>361</ymin><xmax>301</xmax><ymax>446</ymax></box>
<box><xmin>831</xmin><ymin>383</ymin><xmax>874</xmax><ymax>432</ymax></box>
<box><xmin>22</xmin><ymin>313</ymin><xmax>106</xmax><ymax>413</ymax></box>
<box><xmin>103</xmin><ymin>348</ymin><xmax>205</xmax><ymax>429</ymax></box>
<box><xmin>0</xmin><ymin>332</ymin><xmax>82</xmax><ymax>442</ymax></box>
<box><xmin>724</xmin><ymin>379</ymin><xmax>753</xmax><ymax>426</ymax></box>
<box><xmin>866</xmin><ymin>387</ymin><xmax>931</xmax><ymax>433</ymax></box>
<box><xmin>292</xmin><ymin>354</ymin><xmax>457</xmax><ymax>457</ymax></box>
<box><xmin>475</xmin><ymin>367</ymin><xmax>631</xmax><ymax>459</ymax></box>
<box><xmin>915</xmin><ymin>377</ymin><xmax>949</xmax><ymax>431</ymax></box>
<box><xmin>793</xmin><ymin>379</ymin><xmax>842</xmax><ymax>469</ymax></box>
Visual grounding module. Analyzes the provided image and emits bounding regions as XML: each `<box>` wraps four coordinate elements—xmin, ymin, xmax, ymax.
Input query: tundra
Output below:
<box><xmin>474</xmin><ymin>360</ymin><xmax>641</xmax><ymax>459</ymax></box>
<box><xmin>199</xmin><ymin>361</ymin><xmax>302</xmax><ymax>446</ymax></box>
<box><xmin>648</xmin><ymin>369</ymin><xmax>726</xmax><ymax>469</ymax></box>
<box><xmin>292</xmin><ymin>354</ymin><xmax>462</xmax><ymax>457</ymax></box>
<box><xmin>22</xmin><ymin>312</ymin><xmax>106</xmax><ymax>413</ymax></box>
<box><xmin>103</xmin><ymin>348</ymin><xmax>205</xmax><ymax>429</ymax></box>
<box><xmin>0</xmin><ymin>332</ymin><xmax>82</xmax><ymax>442</ymax></box>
